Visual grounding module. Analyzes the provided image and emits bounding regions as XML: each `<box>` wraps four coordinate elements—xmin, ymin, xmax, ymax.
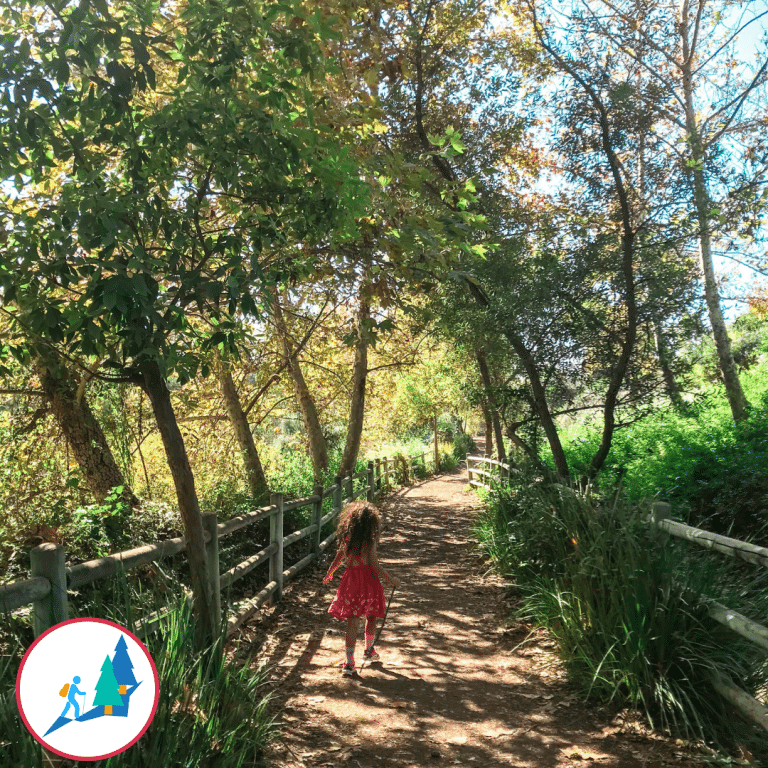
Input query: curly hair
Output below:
<box><xmin>335</xmin><ymin>501</ymin><xmax>381</xmax><ymax>557</ymax></box>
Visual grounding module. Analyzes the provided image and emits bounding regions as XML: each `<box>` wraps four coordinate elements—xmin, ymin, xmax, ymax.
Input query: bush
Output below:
<box><xmin>1</xmin><ymin>603</ymin><xmax>274</xmax><ymax>768</ymax></box>
<box><xmin>439</xmin><ymin>452</ymin><xmax>458</xmax><ymax>471</ymax></box>
<box><xmin>452</xmin><ymin>431</ymin><xmax>476</xmax><ymax>461</ymax></box>
<box><xmin>560</xmin><ymin>364</ymin><xmax>768</xmax><ymax>545</ymax></box>
<box><xmin>474</xmin><ymin>479</ymin><xmax>768</xmax><ymax>747</ymax></box>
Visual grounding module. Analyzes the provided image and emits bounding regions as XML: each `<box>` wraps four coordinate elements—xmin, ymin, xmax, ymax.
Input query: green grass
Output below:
<box><xmin>559</xmin><ymin>364</ymin><xmax>768</xmax><ymax>544</ymax></box>
<box><xmin>474</xmin><ymin>478</ymin><xmax>768</xmax><ymax>749</ymax></box>
<box><xmin>1</xmin><ymin>602</ymin><xmax>274</xmax><ymax>768</ymax></box>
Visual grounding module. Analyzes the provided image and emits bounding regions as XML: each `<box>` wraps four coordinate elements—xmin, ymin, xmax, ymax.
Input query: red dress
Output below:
<box><xmin>328</xmin><ymin>555</ymin><xmax>386</xmax><ymax>620</ymax></box>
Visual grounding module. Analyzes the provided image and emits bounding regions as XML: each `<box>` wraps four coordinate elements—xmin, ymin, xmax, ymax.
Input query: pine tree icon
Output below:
<box><xmin>93</xmin><ymin>656</ymin><xmax>123</xmax><ymax>715</ymax></box>
<box><xmin>111</xmin><ymin>635</ymin><xmax>137</xmax><ymax>694</ymax></box>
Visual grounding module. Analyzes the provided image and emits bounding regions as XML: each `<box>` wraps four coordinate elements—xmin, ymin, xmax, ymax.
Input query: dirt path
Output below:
<box><xmin>237</xmin><ymin>470</ymin><xmax>698</xmax><ymax>768</ymax></box>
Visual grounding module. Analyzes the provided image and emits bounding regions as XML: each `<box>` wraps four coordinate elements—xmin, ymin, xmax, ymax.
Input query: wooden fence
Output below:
<box><xmin>0</xmin><ymin>452</ymin><xmax>430</xmax><ymax>641</ymax></box>
<box><xmin>466</xmin><ymin>454</ymin><xmax>768</xmax><ymax>734</ymax></box>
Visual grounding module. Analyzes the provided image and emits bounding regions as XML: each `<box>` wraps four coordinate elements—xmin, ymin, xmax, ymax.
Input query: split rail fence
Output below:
<box><xmin>0</xmin><ymin>452</ymin><xmax>429</xmax><ymax>641</ymax></box>
<box><xmin>466</xmin><ymin>454</ymin><xmax>768</xmax><ymax>734</ymax></box>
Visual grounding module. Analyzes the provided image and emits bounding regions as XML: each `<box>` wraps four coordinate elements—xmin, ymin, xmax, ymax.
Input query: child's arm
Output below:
<box><xmin>323</xmin><ymin>547</ymin><xmax>345</xmax><ymax>584</ymax></box>
<box><xmin>369</xmin><ymin>545</ymin><xmax>400</xmax><ymax>588</ymax></box>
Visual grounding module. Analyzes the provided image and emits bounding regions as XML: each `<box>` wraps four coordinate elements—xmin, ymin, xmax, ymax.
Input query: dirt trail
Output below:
<box><xmin>237</xmin><ymin>470</ymin><xmax>697</xmax><ymax>768</ymax></box>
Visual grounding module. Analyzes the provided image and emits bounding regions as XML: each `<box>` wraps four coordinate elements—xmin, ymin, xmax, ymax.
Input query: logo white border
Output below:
<box><xmin>15</xmin><ymin>618</ymin><xmax>160</xmax><ymax>761</ymax></box>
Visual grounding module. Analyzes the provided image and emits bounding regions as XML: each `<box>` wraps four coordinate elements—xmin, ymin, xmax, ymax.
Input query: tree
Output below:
<box><xmin>93</xmin><ymin>656</ymin><xmax>123</xmax><ymax>711</ymax></box>
<box><xmin>34</xmin><ymin>353</ymin><xmax>137</xmax><ymax>505</ymax></box>
<box><xmin>0</xmin><ymin>0</ymin><xmax>367</xmax><ymax>640</ymax></box>
<box><xmin>111</xmin><ymin>635</ymin><xmax>137</xmax><ymax>687</ymax></box>
<box><xmin>537</xmin><ymin>0</ymin><xmax>768</xmax><ymax>421</ymax></box>
<box><xmin>218</xmin><ymin>368</ymin><xmax>269</xmax><ymax>501</ymax></box>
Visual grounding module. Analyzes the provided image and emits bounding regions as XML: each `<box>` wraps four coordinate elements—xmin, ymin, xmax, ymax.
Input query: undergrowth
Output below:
<box><xmin>559</xmin><ymin>365</ymin><xmax>768</xmax><ymax>545</ymax></box>
<box><xmin>474</xmin><ymin>478</ymin><xmax>768</xmax><ymax>752</ymax></box>
<box><xmin>1</xmin><ymin>602</ymin><xmax>274</xmax><ymax>768</ymax></box>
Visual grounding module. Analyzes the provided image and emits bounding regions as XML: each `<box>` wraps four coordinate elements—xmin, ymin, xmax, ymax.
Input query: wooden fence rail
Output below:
<box><xmin>465</xmin><ymin>454</ymin><xmax>768</xmax><ymax>734</ymax></box>
<box><xmin>1</xmin><ymin>452</ymin><xmax>434</xmax><ymax>642</ymax></box>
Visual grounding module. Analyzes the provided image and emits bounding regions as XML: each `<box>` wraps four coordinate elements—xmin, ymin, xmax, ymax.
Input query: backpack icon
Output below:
<box><xmin>59</xmin><ymin>683</ymin><xmax>69</xmax><ymax>697</ymax></box>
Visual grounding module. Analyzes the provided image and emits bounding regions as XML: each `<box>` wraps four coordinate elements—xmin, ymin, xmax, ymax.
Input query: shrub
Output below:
<box><xmin>475</xmin><ymin>479</ymin><xmax>768</xmax><ymax>747</ymax></box>
<box><xmin>452</xmin><ymin>432</ymin><xmax>476</xmax><ymax>461</ymax></box>
<box><xmin>439</xmin><ymin>452</ymin><xmax>458</xmax><ymax>471</ymax></box>
<box><xmin>1</xmin><ymin>603</ymin><xmax>274</xmax><ymax>768</ymax></box>
<box><xmin>560</xmin><ymin>365</ymin><xmax>768</xmax><ymax>545</ymax></box>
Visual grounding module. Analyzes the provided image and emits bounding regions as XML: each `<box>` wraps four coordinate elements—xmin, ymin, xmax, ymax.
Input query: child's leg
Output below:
<box><xmin>345</xmin><ymin>618</ymin><xmax>359</xmax><ymax>666</ymax></box>
<box><xmin>365</xmin><ymin>615</ymin><xmax>377</xmax><ymax>651</ymax></box>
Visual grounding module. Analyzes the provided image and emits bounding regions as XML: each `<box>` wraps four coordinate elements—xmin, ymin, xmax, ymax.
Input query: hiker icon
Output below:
<box><xmin>59</xmin><ymin>676</ymin><xmax>86</xmax><ymax>720</ymax></box>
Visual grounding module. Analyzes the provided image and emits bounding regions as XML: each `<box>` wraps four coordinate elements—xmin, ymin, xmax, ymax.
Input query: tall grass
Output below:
<box><xmin>475</xmin><ymin>479</ymin><xmax>768</xmax><ymax>747</ymax></box>
<box><xmin>1</xmin><ymin>602</ymin><xmax>274</xmax><ymax>768</ymax></box>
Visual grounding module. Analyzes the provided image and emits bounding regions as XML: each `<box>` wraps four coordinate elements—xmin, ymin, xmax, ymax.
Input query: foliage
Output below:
<box><xmin>559</xmin><ymin>361</ymin><xmax>768</xmax><ymax>544</ymax></box>
<box><xmin>66</xmin><ymin>486</ymin><xmax>133</xmax><ymax>559</ymax></box>
<box><xmin>474</xmin><ymin>479</ymin><xmax>768</xmax><ymax>747</ymax></box>
<box><xmin>0</xmin><ymin>603</ymin><xmax>274</xmax><ymax>768</ymax></box>
<box><xmin>438</xmin><ymin>451</ymin><xmax>458</xmax><ymax>471</ymax></box>
<box><xmin>452</xmin><ymin>431</ymin><xmax>476</xmax><ymax>461</ymax></box>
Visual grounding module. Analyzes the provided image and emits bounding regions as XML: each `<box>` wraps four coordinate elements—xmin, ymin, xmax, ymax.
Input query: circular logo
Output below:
<box><xmin>15</xmin><ymin>618</ymin><xmax>159</xmax><ymax>761</ymax></box>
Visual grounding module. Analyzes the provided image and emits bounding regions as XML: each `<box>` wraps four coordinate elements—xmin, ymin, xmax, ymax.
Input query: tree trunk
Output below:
<box><xmin>271</xmin><ymin>293</ymin><xmax>328</xmax><ymax>479</ymax></box>
<box><xmin>481</xmin><ymin>402</ymin><xmax>494</xmax><ymax>459</ymax></box>
<box><xmin>654</xmin><ymin>321</ymin><xmax>684</xmax><ymax>410</ymax></box>
<box><xmin>434</xmin><ymin>412</ymin><xmax>440</xmax><ymax>471</ymax></box>
<box><xmin>219</xmin><ymin>370</ymin><xmax>269</xmax><ymax>501</ymax></box>
<box><xmin>140</xmin><ymin>360</ymin><xmax>215</xmax><ymax>645</ymax></box>
<box><xmin>679</xmin><ymin>28</ymin><xmax>750</xmax><ymax>422</ymax></box>
<box><xmin>475</xmin><ymin>351</ymin><xmax>507</xmax><ymax>463</ymax></box>
<box><xmin>502</xmin><ymin>332</ymin><xmax>570</xmax><ymax>481</ymax></box>
<box><xmin>35</xmin><ymin>356</ymin><xmax>136</xmax><ymax>505</ymax></box>
<box><xmin>338</xmin><ymin>295</ymin><xmax>371</xmax><ymax>478</ymax></box>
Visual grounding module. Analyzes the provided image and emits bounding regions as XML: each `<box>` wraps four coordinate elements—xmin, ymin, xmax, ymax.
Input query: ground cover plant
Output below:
<box><xmin>474</xmin><ymin>478</ymin><xmax>768</xmax><ymax>754</ymax></box>
<box><xmin>559</xmin><ymin>363</ymin><xmax>768</xmax><ymax>545</ymax></box>
<box><xmin>0</xmin><ymin>602</ymin><xmax>274</xmax><ymax>768</ymax></box>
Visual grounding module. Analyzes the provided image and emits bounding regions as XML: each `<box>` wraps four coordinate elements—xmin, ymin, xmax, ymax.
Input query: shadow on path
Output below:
<box><xmin>237</xmin><ymin>470</ymin><xmax>697</xmax><ymax>768</ymax></box>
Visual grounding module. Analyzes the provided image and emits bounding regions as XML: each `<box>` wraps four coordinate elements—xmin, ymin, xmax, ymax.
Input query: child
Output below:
<box><xmin>323</xmin><ymin>501</ymin><xmax>400</xmax><ymax>677</ymax></box>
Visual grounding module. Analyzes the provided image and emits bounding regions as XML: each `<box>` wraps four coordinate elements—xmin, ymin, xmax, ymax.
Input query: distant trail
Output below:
<box><xmin>239</xmin><ymin>469</ymin><xmax>696</xmax><ymax>768</ymax></box>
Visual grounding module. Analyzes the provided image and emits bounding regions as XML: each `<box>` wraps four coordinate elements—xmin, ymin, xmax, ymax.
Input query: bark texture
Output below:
<box><xmin>35</xmin><ymin>357</ymin><xmax>136</xmax><ymax>505</ymax></box>
<box><xmin>475</xmin><ymin>352</ymin><xmax>507</xmax><ymax>463</ymax></box>
<box><xmin>502</xmin><ymin>332</ymin><xmax>570</xmax><ymax>481</ymax></box>
<box><xmin>679</xmin><ymin>9</ymin><xmax>750</xmax><ymax>422</ymax></box>
<box><xmin>272</xmin><ymin>293</ymin><xmax>328</xmax><ymax>479</ymax></box>
<box><xmin>338</xmin><ymin>295</ymin><xmax>371</xmax><ymax>478</ymax></box>
<box><xmin>219</xmin><ymin>371</ymin><xmax>269</xmax><ymax>501</ymax></box>
<box><xmin>481</xmin><ymin>402</ymin><xmax>494</xmax><ymax>459</ymax></box>
<box><xmin>140</xmin><ymin>360</ymin><xmax>215</xmax><ymax>644</ymax></box>
<box><xmin>654</xmin><ymin>322</ymin><xmax>684</xmax><ymax>410</ymax></box>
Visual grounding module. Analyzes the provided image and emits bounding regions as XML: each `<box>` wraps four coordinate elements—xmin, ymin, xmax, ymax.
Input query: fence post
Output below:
<box><xmin>346</xmin><ymin>473</ymin><xmax>354</xmax><ymax>502</ymax></box>
<box><xmin>269</xmin><ymin>493</ymin><xmax>284</xmax><ymax>601</ymax></box>
<box><xmin>202</xmin><ymin>513</ymin><xmax>221</xmax><ymax>635</ymax></box>
<box><xmin>383</xmin><ymin>457</ymin><xmax>390</xmax><ymax>493</ymax></box>
<box><xmin>334</xmin><ymin>476</ymin><xmax>343</xmax><ymax>517</ymax></box>
<box><xmin>367</xmin><ymin>461</ymin><xmax>375</xmax><ymax>502</ymax></box>
<box><xmin>30</xmin><ymin>543</ymin><xmax>68</xmax><ymax>637</ymax></box>
<box><xmin>467</xmin><ymin>457</ymin><xmax>473</xmax><ymax>486</ymax></box>
<box><xmin>650</xmin><ymin>501</ymin><xmax>671</xmax><ymax>525</ymax></box>
<box><xmin>312</xmin><ymin>483</ymin><xmax>323</xmax><ymax>558</ymax></box>
<box><xmin>375</xmin><ymin>458</ymin><xmax>381</xmax><ymax>493</ymax></box>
